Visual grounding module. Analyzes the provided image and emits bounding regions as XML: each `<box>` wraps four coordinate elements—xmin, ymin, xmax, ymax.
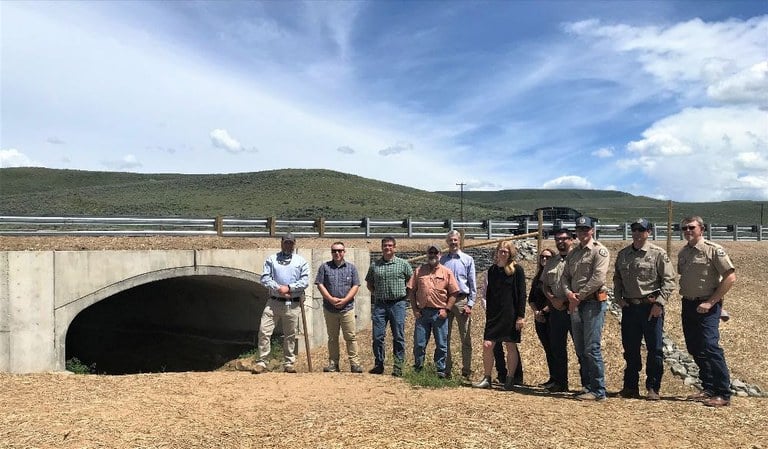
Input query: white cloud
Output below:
<box><xmin>379</xmin><ymin>142</ymin><xmax>413</xmax><ymax>156</ymax></box>
<box><xmin>102</xmin><ymin>154</ymin><xmax>142</xmax><ymax>170</ymax></box>
<box><xmin>592</xmin><ymin>146</ymin><xmax>614</xmax><ymax>158</ymax></box>
<box><xmin>565</xmin><ymin>17</ymin><xmax>768</xmax><ymax>94</ymax></box>
<box><xmin>0</xmin><ymin>148</ymin><xmax>34</xmax><ymax>167</ymax></box>
<box><xmin>627</xmin><ymin>133</ymin><xmax>693</xmax><ymax>156</ymax></box>
<box><xmin>707</xmin><ymin>61</ymin><xmax>768</xmax><ymax>105</ymax></box>
<box><xmin>542</xmin><ymin>176</ymin><xmax>593</xmax><ymax>189</ymax></box>
<box><xmin>210</xmin><ymin>129</ymin><xmax>244</xmax><ymax>153</ymax></box>
<box><xmin>620</xmin><ymin>106</ymin><xmax>768</xmax><ymax>201</ymax></box>
<box><xmin>337</xmin><ymin>145</ymin><xmax>355</xmax><ymax>154</ymax></box>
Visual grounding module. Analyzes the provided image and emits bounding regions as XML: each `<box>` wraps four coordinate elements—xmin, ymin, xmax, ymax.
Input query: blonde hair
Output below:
<box><xmin>496</xmin><ymin>241</ymin><xmax>518</xmax><ymax>276</ymax></box>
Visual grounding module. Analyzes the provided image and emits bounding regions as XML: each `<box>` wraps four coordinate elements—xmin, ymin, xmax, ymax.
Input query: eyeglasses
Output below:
<box><xmin>331</xmin><ymin>249</ymin><xmax>345</xmax><ymax>253</ymax></box>
<box><xmin>681</xmin><ymin>225</ymin><xmax>698</xmax><ymax>231</ymax></box>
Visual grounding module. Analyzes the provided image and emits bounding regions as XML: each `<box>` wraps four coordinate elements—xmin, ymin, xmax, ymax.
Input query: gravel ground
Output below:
<box><xmin>1</xmin><ymin>236</ymin><xmax>766</xmax><ymax>448</ymax></box>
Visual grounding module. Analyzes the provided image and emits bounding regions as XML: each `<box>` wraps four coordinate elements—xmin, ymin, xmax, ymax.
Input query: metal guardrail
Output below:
<box><xmin>0</xmin><ymin>216</ymin><xmax>765</xmax><ymax>241</ymax></box>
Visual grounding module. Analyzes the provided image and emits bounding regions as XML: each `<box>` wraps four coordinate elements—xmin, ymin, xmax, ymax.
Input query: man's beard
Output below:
<box><xmin>428</xmin><ymin>256</ymin><xmax>439</xmax><ymax>267</ymax></box>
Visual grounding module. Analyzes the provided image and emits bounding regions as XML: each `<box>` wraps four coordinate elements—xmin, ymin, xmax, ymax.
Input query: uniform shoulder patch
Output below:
<box><xmin>716</xmin><ymin>248</ymin><xmax>726</xmax><ymax>257</ymax></box>
<box><xmin>598</xmin><ymin>248</ymin><xmax>608</xmax><ymax>257</ymax></box>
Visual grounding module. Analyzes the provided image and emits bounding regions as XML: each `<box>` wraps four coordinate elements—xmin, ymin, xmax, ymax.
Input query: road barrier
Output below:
<box><xmin>1</xmin><ymin>216</ymin><xmax>765</xmax><ymax>241</ymax></box>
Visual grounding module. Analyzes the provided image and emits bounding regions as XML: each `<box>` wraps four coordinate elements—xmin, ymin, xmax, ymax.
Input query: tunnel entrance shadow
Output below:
<box><xmin>65</xmin><ymin>275</ymin><xmax>266</xmax><ymax>374</ymax></box>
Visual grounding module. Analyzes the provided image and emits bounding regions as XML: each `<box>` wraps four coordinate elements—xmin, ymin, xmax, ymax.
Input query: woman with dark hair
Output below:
<box><xmin>528</xmin><ymin>248</ymin><xmax>557</xmax><ymax>388</ymax></box>
<box><xmin>473</xmin><ymin>241</ymin><xmax>527</xmax><ymax>391</ymax></box>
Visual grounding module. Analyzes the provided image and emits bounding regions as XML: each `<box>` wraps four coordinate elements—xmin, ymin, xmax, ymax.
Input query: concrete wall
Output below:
<box><xmin>0</xmin><ymin>248</ymin><xmax>371</xmax><ymax>373</ymax></box>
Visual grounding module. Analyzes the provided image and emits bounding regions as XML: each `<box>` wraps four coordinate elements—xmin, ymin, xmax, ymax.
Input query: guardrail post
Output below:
<box><xmin>733</xmin><ymin>223</ymin><xmax>738</xmax><ymax>241</ymax></box>
<box><xmin>316</xmin><ymin>217</ymin><xmax>325</xmax><ymax>237</ymax></box>
<box><xmin>405</xmin><ymin>217</ymin><xmax>412</xmax><ymax>237</ymax></box>
<box><xmin>446</xmin><ymin>219</ymin><xmax>454</xmax><ymax>231</ymax></box>
<box><xmin>759</xmin><ymin>225</ymin><xmax>764</xmax><ymax>242</ymax></box>
<box><xmin>487</xmin><ymin>219</ymin><xmax>493</xmax><ymax>239</ymax></box>
<box><xmin>364</xmin><ymin>217</ymin><xmax>370</xmax><ymax>237</ymax></box>
<box><xmin>622</xmin><ymin>223</ymin><xmax>629</xmax><ymax>240</ymax></box>
<box><xmin>268</xmin><ymin>216</ymin><xmax>276</xmax><ymax>237</ymax></box>
<box><xmin>215</xmin><ymin>215</ymin><xmax>223</xmax><ymax>236</ymax></box>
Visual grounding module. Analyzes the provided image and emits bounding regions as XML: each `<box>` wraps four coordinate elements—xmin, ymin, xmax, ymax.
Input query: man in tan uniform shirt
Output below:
<box><xmin>613</xmin><ymin>218</ymin><xmax>676</xmax><ymax>401</ymax></box>
<box><xmin>561</xmin><ymin>216</ymin><xmax>610</xmax><ymax>401</ymax></box>
<box><xmin>678</xmin><ymin>215</ymin><xmax>736</xmax><ymax>408</ymax></box>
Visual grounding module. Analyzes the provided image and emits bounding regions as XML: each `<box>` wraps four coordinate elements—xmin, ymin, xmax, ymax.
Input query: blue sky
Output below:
<box><xmin>1</xmin><ymin>1</ymin><xmax>766</xmax><ymax>202</ymax></box>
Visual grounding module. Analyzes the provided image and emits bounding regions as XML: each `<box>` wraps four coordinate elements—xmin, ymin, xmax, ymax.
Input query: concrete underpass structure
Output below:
<box><xmin>0</xmin><ymin>248</ymin><xmax>371</xmax><ymax>373</ymax></box>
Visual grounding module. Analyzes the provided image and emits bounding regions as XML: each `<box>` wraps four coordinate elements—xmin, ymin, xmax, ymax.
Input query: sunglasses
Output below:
<box><xmin>331</xmin><ymin>249</ymin><xmax>345</xmax><ymax>253</ymax></box>
<box><xmin>681</xmin><ymin>225</ymin><xmax>698</xmax><ymax>231</ymax></box>
<box><xmin>540</xmin><ymin>255</ymin><xmax>551</xmax><ymax>259</ymax></box>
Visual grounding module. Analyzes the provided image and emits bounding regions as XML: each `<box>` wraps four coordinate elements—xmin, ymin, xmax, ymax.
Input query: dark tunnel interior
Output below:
<box><xmin>65</xmin><ymin>275</ymin><xmax>267</xmax><ymax>374</ymax></box>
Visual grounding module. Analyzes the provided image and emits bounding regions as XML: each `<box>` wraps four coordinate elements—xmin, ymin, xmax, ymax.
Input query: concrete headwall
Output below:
<box><xmin>0</xmin><ymin>248</ymin><xmax>371</xmax><ymax>373</ymax></box>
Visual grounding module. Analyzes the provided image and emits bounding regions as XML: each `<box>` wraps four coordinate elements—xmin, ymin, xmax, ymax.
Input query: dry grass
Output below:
<box><xmin>1</xmin><ymin>237</ymin><xmax>767</xmax><ymax>448</ymax></box>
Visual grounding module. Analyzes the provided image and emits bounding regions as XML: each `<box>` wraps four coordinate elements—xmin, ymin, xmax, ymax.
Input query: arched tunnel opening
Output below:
<box><xmin>65</xmin><ymin>275</ymin><xmax>269</xmax><ymax>374</ymax></box>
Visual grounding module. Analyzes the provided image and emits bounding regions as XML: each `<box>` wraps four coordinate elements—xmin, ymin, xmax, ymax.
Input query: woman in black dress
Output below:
<box><xmin>473</xmin><ymin>240</ymin><xmax>526</xmax><ymax>390</ymax></box>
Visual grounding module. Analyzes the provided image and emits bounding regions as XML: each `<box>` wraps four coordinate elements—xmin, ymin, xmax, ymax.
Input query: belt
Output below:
<box><xmin>625</xmin><ymin>297</ymin><xmax>652</xmax><ymax>305</ymax></box>
<box><xmin>378</xmin><ymin>297</ymin><xmax>407</xmax><ymax>303</ymax></box>
<box><xmin>271</xmin><ymin>296</ymin><xmax>301</xmax><ymax>302</ymax></box>
<box><xmin>683</xmin><ymin>296</ymin><xmax>709</xmax><ymax>301</ymax></box>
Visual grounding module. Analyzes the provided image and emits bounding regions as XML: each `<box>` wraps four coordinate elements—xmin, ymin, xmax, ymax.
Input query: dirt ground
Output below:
<box><xmin>1</xmin><ymin>236</ymin><xmax>767</xmax><ymax>449</ymax></box>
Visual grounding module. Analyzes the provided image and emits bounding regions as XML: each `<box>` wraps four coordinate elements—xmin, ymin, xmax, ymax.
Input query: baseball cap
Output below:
<box><xmin>575</xmin><ymin>216</ymin><xmax>594</xmax><ymax>228</ymax></box>
<box><xmin>426</xmin><ymin>243</ymin><xmax>441</xmax><ymax>253</ymax></box>
<box><xmin>281</xmin><ymin>232</ymin><xmax>296</xmax><ymax>242</ymax></box>
<box><xmin>631</xmin><ymin>218</ymin><xmax>651</xmax><ymax>231</ymax></box>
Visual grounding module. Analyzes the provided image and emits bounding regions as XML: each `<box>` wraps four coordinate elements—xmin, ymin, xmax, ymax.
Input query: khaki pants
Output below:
<box><xmin>257</xmin><ymin>298</ymin><xmax>301</xmax><ymax>367</ymax></box>
<box><xmin>446</xmin><ymin>297</ymin><xmax>473</xmax><ymax>376</ymax></box>
<box><xmin>323</xmin><ymin>308</ymin><xmax>360</xmax><ymax>367</ymax></box>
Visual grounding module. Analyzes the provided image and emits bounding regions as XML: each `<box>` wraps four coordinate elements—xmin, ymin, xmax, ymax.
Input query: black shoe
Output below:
<box><xmin>546</xmin><ymin>383</ymin><xmax>569</xmax><ymax>393</ymax></box>
<box><xmin>540</xmin><ymin>380</ymin><xmax>557</xmax><ymax>389</ymax></box>
<box><xmin>503</xmin><ymin>378</ymin><xmax>516</xmax><ymax>391</ymax></box>
<box><xmin>368</xmin><ymin>365</ymin><xmax>384</xmax><ymax>375</ymax></box>
<box><xmin>617</xmin><ymin>388</ymin><xmax>641</xmax><ymax>399</ymax></box>
<box><xmin>350</xmin><ymin>365</ymin><xmax>364</xmax><ymax>373</ymax></box>
<box><xmin>496</xmin><ymin>375</ymin><xmax>507</xmax><ymax>384</ymax></box>
<box><xmin>322</xmin><ymin>361</ymin><xmax>340</xmax><ymax>373</ymax></box>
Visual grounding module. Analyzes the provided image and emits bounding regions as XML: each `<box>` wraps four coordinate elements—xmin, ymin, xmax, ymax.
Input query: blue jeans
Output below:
<box><xmin>413</xmin><ymin>309</ymin><xmax>448</xmax><ymax>373</ymax></box>
<box><xmin>571</xmin><ymin>300</ymin><xmax>606</xmax><ymax>397</ymax></box>
<box><xmin>682</xmin><ymin>300</ymin><xmax>731</xmax><ymax>399</ymax></box>
<box><xmin>621</xmin><ymin>303</ymin><xmax>664</xmax><ymax>392</ymax></box>
<box><xmin>372</xmin><ymin>300</ymin><xmax>406</xmax><ymax>370</ymax></box>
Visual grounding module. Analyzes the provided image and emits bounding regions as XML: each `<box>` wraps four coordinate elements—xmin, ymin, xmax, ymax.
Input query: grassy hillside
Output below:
<box><xmin>436</xmin><ymin>189</ymin><xmax>766</xmax><ymax>225</ymax></box>
<box><xmin>0</xmin><ymin>168</ymin><xmax>515</xmax><ymax>220</ymax></box>
<box><xmin>1</xmin><ymin>167</ymin><xmax>764</xmax><ymax>224</ymax></box>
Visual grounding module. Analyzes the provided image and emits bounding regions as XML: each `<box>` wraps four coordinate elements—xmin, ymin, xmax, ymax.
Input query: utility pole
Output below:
<box><xmin>456</xmin><ymin>182</ymin><xmax>466</xmax><ymax>221</ymax></box>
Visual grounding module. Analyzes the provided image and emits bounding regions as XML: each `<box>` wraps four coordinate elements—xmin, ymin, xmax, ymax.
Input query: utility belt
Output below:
<box><xmin>683</xmin><ymin>296</ymin><xmax>710</xmax><ymax>302</ymax></box>
<box><xmin>271</xmin><ymin>296</ymin><xmax>301</xmax><ymax>302</ymax></box>
<box><xmin>582</xmin><ymin>289</ymin><xmax>608</xmax><ymax>302</ymax></box>
<box><xmin>625</xmin><ymin>297</ymin><xmax>653</xmax><ymax>305</ymax></box>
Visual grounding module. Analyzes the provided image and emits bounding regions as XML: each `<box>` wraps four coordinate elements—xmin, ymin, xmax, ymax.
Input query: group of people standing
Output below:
<box><xmin>245</xmin><ymin>215</ymin><xmax>736</xmax><ymax>408</ymax></box>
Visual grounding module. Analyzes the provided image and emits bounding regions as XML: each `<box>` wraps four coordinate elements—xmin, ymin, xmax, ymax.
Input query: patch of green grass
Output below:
<box><xmin>65</xmin><ymin>357</ymin><xmax>96</xmax><ymax>374</ymax></box>
<box><xmin>403</xmin><ymin>363</ymin><xmax>462</xmax><ymax>388</ymax></box>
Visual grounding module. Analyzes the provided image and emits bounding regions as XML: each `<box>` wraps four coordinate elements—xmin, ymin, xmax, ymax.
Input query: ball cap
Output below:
<box><xmin>426</xmin><ymin>243</ymin><xmax>441</xmax><ymax>253</ymax></box>
<box><xmin>575</xmin><ymin>216</ymin><xmax>594</xmax><ymax>228</ymax></box>
<box><xmin>631</xmin><ymin>218</ymin><xmax>651</xmax><ymax>231</ymax></box>
<box><xmin>281</xmin><ymin>232</ymin><xmax>296</xmax><ymax>242</ymax></box>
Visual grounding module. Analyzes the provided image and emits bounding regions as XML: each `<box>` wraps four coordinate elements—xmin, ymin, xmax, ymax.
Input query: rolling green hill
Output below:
<box><xmin>0</xmin><ymin>167</ymin><xmax>764</xmax><ymax>224</ymax></box>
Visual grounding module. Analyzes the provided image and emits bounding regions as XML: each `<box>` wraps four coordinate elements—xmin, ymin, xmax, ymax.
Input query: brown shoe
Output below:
<box><xmin>250</xmin><ymin>363</ymin><xmax>267</xmax><ymax>374</ymax></box>
<box><xmin>617</xmin><ymin>388</ymin><xmax>640</xmax><ymax>399</ymax></box>
<box><xmin>704</xmin><ymin>396</ymin><xmax>730</xmax><ymax>407</ymax></box>
<box><xmin>646</xmin><ymin>389</ymin><xmax>660</xmax><ymax>401</ymax></box>
<box><xmin>284</xmin><ymin>364</ymin><xmax>297</xmax><ymax>373</ymax></box>
<box><xmin>686</xmin><ymin>391</ymin><xmax>712</xmax><ymax>402</ymax></box>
